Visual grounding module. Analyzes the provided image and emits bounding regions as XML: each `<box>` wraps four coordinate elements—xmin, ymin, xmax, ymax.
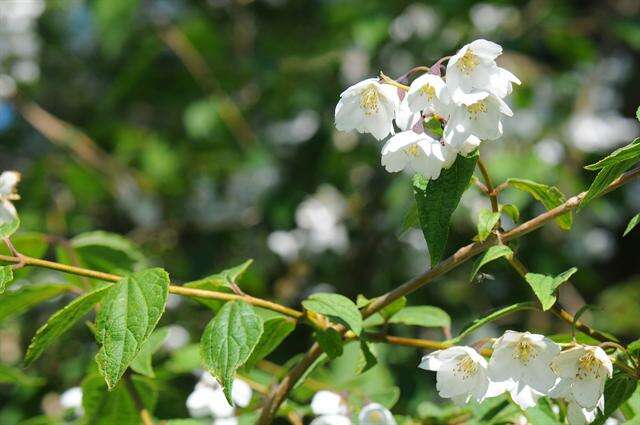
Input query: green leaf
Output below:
<box><xmin>355</xmin><ymin>340</ymin><xmax>377</xmax><ymax>374</ymax></box>
<box><xmin>525</xmin><ymin>398</ymin><xmax>558</xmax><ymax>425</ymax></box>
<box><xmin>585</xmin><ymin>138</ymin><xmax>640</xmax><ymax>170</ymax></box>
<box><xmin>130</xmin><ymin>327</ymin><xmax>169</xmax><ymax>377</ymax></box>
<box><xmin>507</xmin><ymin>178</ymin><xmax>572</xmax><ymax>229</ymax></box>
<box><xmin>593</xmin><ymin>371</ymin><xmax>638</xmax><ymax>425</ymax></box>
<box><xmin>314</xmin><ymin>327</ymin><xmax>344</xmax><ymax>359</ymax></box>
<box><xmin>165</xmin><ymin>344</ymin><xmax>200</xmax><ymax>374</ymax></box>
<box><xmin>524</xmin><ymin>267</ymin><xmax>577</xmax><ymax>311</ymax></box>
<box><xmin>245</xmin><ymin>316</ymin><xmax>295</xmax><ymax>368</ymax></box>
<box><xmin>454</xmin><ymin>302</ymin><xmax>536</xmax><ymax>342</ymax></box>
<box><xmin>0</xmin><ymin>216</ymin><xmax>19</xmax><ymax>239</ymax></box>
<box><xmin>0</xmin><ymin>265</ymin><xmax>13</xmax><ymax>293</ymax></box>
<box><xmin>0</xmin><ymin>232</ymin><xmax>49</xmax><ymax>282</ymax></box>
<box><xmin>469</xmin><ymin>245</ymin><xmax>513</xmax><ymax>283</ymax></box>
<box><xmin>628</xmin><ymin>339</ymin><xmax>640</xmax><ymax>357</ymax></box>
<box><xmin>0</xmin><ymin>283</ymin><xmax>70</xmax><ymax>324</ymax></box>
<box><xmin>476</xmin><ymin>209</ymin><xmax>501</xmax><ymax>242</ymax></box>
<box><xmin>183</xmin><ymin>260</ymin><xmax>253</xmax><ymax>312</ymax></box>
<box><xmin>637</xmin><ymin>105</ymin><xmax>640</xmax><ymax>122</ymax></box>
<box><xmin>413</xmin><ymin>151</ymin><xmax>478</xmax><ymax>266</ymax></box>
<box><xmin>24</xmin><ymin>284</ymin><xmax>113</xmax><ymax>366</ymax></box>
<box><xmin>0</xmin><ymin>363</ymin><xmax>45</xmax><ymax>387</ymax></box>
<box><xmin>302</xmin><ymin>293</ymin><xmax>363</xmax><ymax>335</ymax></box>
<box><xmin>388</xmin><ymin>306</ymin><xmax>450</xmax><ymax>329</ymax></box>
<box><xmin>200</xmin><ymin>301</ymin><xmax>263</xmax><ymax>403</ymax></box>
<box><xmin>501</xmin><ymin>204</ymin><xmax>520</xmax><ymax>222</ymax></box>
<box><xmin>397</xmin><ymin>203</ymin><xmax>419</xmax><ymax>238</ymax></box>
<box><xmin>624</xmin><ymin>213</ymin><xmax>640</xmax><ymax>236</ymax></box>
<box><xmin>582</xmin><ymin>157</ymin><xmax>638</xmax><ymax>207</ymax></box>
<box><xmin>81</xmin><ymin>373</ymin><xmax>156</xmax><ymax>425</ymax></box>
<box><xmin>93</xmin><ymin>0</ymin><xmax>140</xmax><ymax>58</ymax></box>
<box><xmin>357</xmin><ymin>295</ymin><xmax>406</xmax><ymax>321</ymax></box>
<box><xmin>95</xmin><ymin>268</ymin><xmax>170</xmax><ymax>389</ymax></box>
<box><xmin>71</xmin><ymin>231</ymin><xmax>147</xmax><ymax>274</ymax></box>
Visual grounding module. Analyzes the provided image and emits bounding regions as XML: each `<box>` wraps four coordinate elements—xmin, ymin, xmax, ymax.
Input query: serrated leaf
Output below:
<box><xmin>582</xmin><ymin>157</ymin><xmax>637</xmax><ymax>207</ymax></box>
<box><xmin>0</xmin><ymin>216</ymin><xmax>20</xmax><ymax>239</ymax></box>
<box><xmin>524</xmin><ymin>267</ymin><xmax>577</xmax><ymax>310</ymax></box>
<box><xmin>414</xmin><ymin>151</ymin><xmax>478</xmax><ymax>266</ymax></box>
<box><xmin>0</xmin><ymin>363</ymin><xmax>44</xmax><ymax>387</ymax></box>
<box><xmin>130</xmin><ymin>327</ymin><xmax>169</xmax><ymax>377</ymax></box>
<box><xmin>302</xmin><ymin>293</ymin><xmax>363</xmax><ymax>335</ymax></box>
<box><xmin>624</xmin><ymin>213</ymin><xmax>640</xmax><ymax>236</ymax></box>
<box><xmin>95</xmin><ymin>268</ymin><xmax>170</xmax><ymax>389</ymax></box>
<box><xmin>200</xmin><ymin>301</ymin><xmax>263</xmax><ymax>403</ymax></box>
<box><xmin>593</xmin><ymin>371</ymin><xmax>638</xmax><ymax>425</ymax></box>
<box><xmin>183</xmin><ymin>260</ymin><xmax>253</xmax><ymax>312</ymax></box>
<box><xmin>244</xmin><ymin>316</ymin><xmax>295</xmax><ymax>368</ymax></box>
<box><xmin>0</xmin><ymin>265</ymin><xmax>13</xmax><ymax>293</ymax></box>
<box><xmin>507</xmin><ymin>178</ymin><xmax>572</xmax><ymax>229</ymax></box>
<box><xmin>585</xmin><ymin>138</ymin><xmax>640</xmax><ymax>170</ymax></box>
<box><xmin>388</xmin><ymin>305</ymin><xmax>450</xmax><ymax>328</ymax></box>
<box><xmin>355</xmin><ymin>340</ymin><xmax>377</xmax><ymax>375</ymax></box>
<box><xmin>314</xmin><ymin>327</ymin><xmax>343</xmax><ymax>359</ymax></box>
<box><xmin>476</xmin><ymin>209</ymin><xmax>501</xmax><ymax>242</ymax></box>
<box><xmin>469</xmin><ymin>245</ymin><xmax>513</xmax><ymax>283</ymax></box>
<box><xmin>0</xmin><ymin>283</ymin><xmax>70</xmax><ymax>324</ymax></box>
<box><xmin>71</xmin><ymin>231</ymin><xmax>148</xmax><ymax>274</ymax></box>
<box><xmin>454</xmin><ymin>302</ymin><xmax>536</xmax><ymax>342</ymax></box>
<box><xmin>24</xmin><ymin>284</ymin><xmax>113</xmax><ymax>366</ymax></box>
<box><xmin>501</xmin><ymin>204</ymin><xmax>520</xmax><ymax>222</ymax></box>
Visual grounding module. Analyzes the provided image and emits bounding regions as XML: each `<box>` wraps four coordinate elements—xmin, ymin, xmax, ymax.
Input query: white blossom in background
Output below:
<box><xmin>162</xmin><ymin>325</ymin><xmax>190</xmax><ymax>351</ymax></box>
<box><xmin>419</xmin><ymin>346</ymin><xmax>506</xmax><ymax>405</ymax></box>
<box><xmin>186</xmin><ymin>373</ymin><xmax>251</xmax><ymax>421</ymax></box>
<box><xmin>488</xmin><ymin>331</ymin><xmax>561</xmax><ymax>409</ymax></box>
<box><xmin>267</xmin><ymin>229</ymin><xmax>304</xmax><ymax>262</ymax></box>
<box><xmin>381</xmin><ymin>130</ymin><xmax>456</xmax><ymax>179</ymax></box>
<box><xmin>335</xmin><ymin>78</ymin><xmax>399</xmax><ymax>140</ymax></box>
<box><xmin>310</xmin><ymin>391</ymin><xmax>351</xmax><ymax>425</ymax></box>
<box><xmin>567</xmin><ymin>113</ymin><xmax>639</xmax><ymax>153</ymax></box>
<box><xmin>406</xmin><ymin>73</ymin><xmax>450</xmax><ymax>116</ymax></box>
<box><xmin>266</xmin><ymin>109</ymin><xmax>320</xmax><ymax>145</ymax></box>
<box><xmin>60</xmin><ymin>386</ymin><xmax>83</xmax><ymax>416</ymax></box>
<box><xmin>359</xmin><ymin>403</ymin><xmax>396</xmax><ymax>425</ymax></box>
<box><xmin>0</xmin><ymin>171</ymin><xmax>21</xmax><ymax>227</ymax></box>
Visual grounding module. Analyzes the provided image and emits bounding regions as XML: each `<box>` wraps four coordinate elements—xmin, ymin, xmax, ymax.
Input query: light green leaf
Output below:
<box><xmin>0</xmin><ymin>216</ymin><xmax>20</xmax><ymax>239</ymax></box>
<box><xmin>130</xmin><ymin>327</ymin><xmax>169</xmax><ymax>377</ymax></box>
<box><xmin>184</xmin><ymin>260</ymin><xmax>253</xmax><ymax>312</ymax></box>
<box><xmin>244</xmin><ymin>316</ymin><xmax>295</xmax><ymax>368</ymax></box>
<box><xmin>165</xmin><ymin>344</ymin><xmax>200</xmax><ymax>374</ymax></box>
<box><xmin>414</xmin><ymin>151</ymin><xmax>478</xmax><ymax>266</ymax></box>
<box><xmin>71</xmin><ymin>231</ymin><xmax>147</xmax><ymax>274</ymax></box>
<box><xmin>0</xmin><ymin>363</ymin><xmax>44</xmax><ymax>387</ymax></box>
<box><xmin>0</xmin><ymin>283</ymin><xmax>70</xmax><ymax>324</ymax></box>
<box><xmin>585</xmin><ymin>138</ymin><xmax>640</xmax><ymax>170</ymax></box>
<box><xmin>397</xmin><ymin>203</ymin><xmax>418</xmax><ymax>238</ymax></box>
<box><xmin>525</xmin><ymin>267</ymin><xmax>577</xmax><ymax>310</ymax></box>
<box><xmin>0</xmin><ymin>232</ymin><xmax>49</xmax><ymax>283</ymax></box>
<box><xmin>582</xmin><ymin>157</ymin><xmax>638</xmax><ymax>207</ymax></box>
<box><xmin>501</xmin><ymin>204</ymin><xmax>520</xmax><ymax>222</ymax></box>
<box><xmin>302</xmin><ymin>293</ymin><xmax>363</xmax><ymax>335</ymax></box>
<box><xmin>95</xmin><ymin>268</ymin><xmax>170</xmax><ymax>389</ymax></box>
<box><xmin>637</xmin><ymin>105</ymin><xmax>640</xmax><ymax>122</ymax></box>
<box><xmin>200</xmin><ymin>301</ymin><xmax>263</xmax><ymax>403</ymax></box>
<box><xmin>593</xmin><ymin>371</ymin><xmax>638</xmax><ymax>425</ymax></box>
<box><xmin>454</xmin><ymin>302</ymin><xmax>536</xmax><ymax>342</ymax></box>
<box><xmin>356</xmin><ymin>295</ymin><xmax>406</xmax><ymax>321</ymax></box>
<box><xmin>476</xmin><ymin>209</ymin><xmax>501</xmax><ymax>242</ymax></box>
<box><xmin>624</xmin><ymin>213</ymin><xmax>640</xmax><ymax>236</ymax></box>
<box><xmin>355</xmin><ymin>340</ymin><xmax>377</xmax><ymax>375</ymax></box>
<box><xmin>93</xmin><ymin>0</ymin><xmax>140</xmax><ymax>58</ymax></box>
<box><xmin>525</xmin><ymin>398</ymin><xmax>558</xmax><ymax>425</ymax></box>
<box><xmin>388</xmin><ymin>306</ymin><xmax>450</xmax><ymax>329</ymax></box>
<box><xmin>469</xmin><ymin>245</ymin><xmax>513</xmax><ymax>283</ymax></box>
<box><xmin>314</xmin><ymin>327</ymin><xmax>343</xmax><ymax>359</ymax></box>
<box><xmin>24</xmin><ymin>284</ymin><xmax>113</xmax><ymax>366</ymax></box>
<box><xmin>507</xmin><ymin>178</ymin><xmax>572</xmax><ymax>229</ymax></box>
<box><xmin>0</xmin><ymin>265</ymin><xmax>13</xmax><ymax>293</ymax></box>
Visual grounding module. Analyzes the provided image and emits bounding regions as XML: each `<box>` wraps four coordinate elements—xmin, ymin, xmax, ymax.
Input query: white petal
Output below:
<box><xmin>460</xmin><ymin>135</ymin><xmax>481</xmax><ymax>154</ymax></box>
<box><xmin>0</xmin><ymin>171</ymin><xmax>20</xmax><ymax>197</ymax></box>
<box><xmin>186</xmin><ymin>386</ymin><xmax>217</xmax><ymax>418</ymax></box>
<box><xmin>335</xmin><ymin>97</ymin><xmax>363</xmax><ymax>132</ymax></box>
<box><xmin>359</xmin><ymin>403</ymin><xmax>396</xmax><ymax>425</ymax></box>
<box><xmin>0</xmin><ymin>200</ymin><xmax>17</xmax><ymax>225</ymax></box>
<box><xmin>60</xmin><ymin>387</ymin><xmax>83</xmax><ymax>410</ymax></box>
<box><xmin>311</xmin><ymin>391</ymin><xmax>346</xmax><ymax>416</ymax></box>
<box><xmin>590</xmin><ymin>346</ymin><xmax>613</xmax><ymax>377</ymax></box>
<box><xmin>209</xmin><ymin>387</ymin><xmax>235</xmax><ymax>418</ymax></box>
<box><xmin>567</xmin><ymin>401</ymin><xmax>590</xmax><ymax>425</ymax></box>
<box><xmin>310</xmin><ymin>415</ymin><xmax>352</xmax><ymax>425</ymax></box>
<box><xmin>231</xmin><ymin>379</ymin><xmax>252</xmax><ymax>408</ymax></box>
<box><xmin>551</xmin><ymin>347</ymin><xmax>584</xmax><ymax>378</ymax></box>
<box><xmin>468</xmin><ymin>39</ymin><xmax>503</xmax><ymax>60</ymax></box>
<box><xmin>214</xmin><ymin>418</ymin><xmax>239</xmax><ymax>425</ymax></box>
<box><xmin>572</xmin><ymin>375</ymin><xmax>605</xmax><ymax>409</ymax></box>
<box><xmin>509</xmin><ymin>385</ymin><xmax>541</xmax><ymax>410</ymax></box>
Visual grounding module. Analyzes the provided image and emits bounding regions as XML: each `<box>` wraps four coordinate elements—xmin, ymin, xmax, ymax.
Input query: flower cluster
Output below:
<box><xmin>419</xmin><ymin>331</ymin><xmax>613</xmax><ymax>425</ymax></box>
<box><xmin>186</xmin><ymin>372</ymin><xmax>252</xmax><ymax>424</ymax></box>
<box><xmin>334</xmin><ymin>39</ymin><xmax>519</xmax><ymax>180</ymax></box>
<box><xmin>309</xmin><ymin>390</ymin><xmax>396</xmax><ymax>425</ymax></box>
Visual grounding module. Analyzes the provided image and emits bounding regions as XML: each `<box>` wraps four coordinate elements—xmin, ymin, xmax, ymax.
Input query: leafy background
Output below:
<box><xmin>1</xmin><ymin>0</ymin><xmax>639</xmax><ymax>423</ymax></box>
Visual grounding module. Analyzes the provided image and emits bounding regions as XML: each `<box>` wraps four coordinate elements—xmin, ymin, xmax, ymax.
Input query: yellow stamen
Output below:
<box><xmin>367</xmin><ymin>411</ymin><xmax>385</xmax><ymax>423</ymax></box>
<box><xmin>466</xmin><ymin>101</ymin><xmax>488</xmax><ymax>120</ymax></box>
<box><xmin>514</xmin><ymin>337</ymin><xmax>538</xmax><ymax>364</ymax></box>
<box><xmin>576</xmin><ymin>351</ymin><xmax>602</xmax><ymax>380</ymax></box>
<box><xmin>404</xmin><ymin>144</ymin><xmax>420</xmax><ymax>157</ymax></box>
<box><xmin>455</xmin><ymin>355</ymin><xmax>479</xmax><ymax>379</ymax></box>
<box><xmin>419</xmin><ymin>84</ymin><xmax>436</xmax><ymax>101</ymax></box>
<box><xmin>360</xmin><ymin>85</ymin><xmax>379</xmax><ymax>115</ymax></box>
<box><xmin>457</xmin><ymin>49</ymin><xmax>480</xmax><ymax>74</ymax></box>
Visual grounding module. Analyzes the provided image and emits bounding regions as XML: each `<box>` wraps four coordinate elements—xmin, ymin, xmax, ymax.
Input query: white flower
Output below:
<box><xmin>444</xmin><ymin>90</ymin><xmax>513</xmax><ymax>148</ymax></box>
<box><xmin>213</xmin><ymin>418</ymin><xmax>239</xmax><ymax>425</ymax></box>
<box><xmin>488</xmin><ymin>331</ymin><xmax>561</xmax><ymax>410</ymax></box>
<box><xmin>186</xmin><ymin>373</ymin><xmax>252</xmax><ymax>419</ymax></box>
<box><xmin>406</xmin><ymin>73</ymin><xmax>450</xmax><ymax>116</ymax></box>
<box><xmin>419</xmin><ymin>346</ymin><xmax>506</xmax><ymax>405</ymax></box>
<box><xmin>564</xmin><ymin>394</ymin><xmax>604</xmax><ymax>425</ymax></box>
<box><xmin>310</xmin><ymin>391</ymin><xmax>351</xmax><ymax>425</ymax></box>
<box><xmin>295</xmin><ymin>185</ymin><xmax>349</xmax><ymax>254</ymax></box>
<box><xmin>335</xmin><ymin>78</ymin><xmax>399</xmax><ymax>140</ymax></box>
<box><xmin>0</xmin><ymin>171</ymin><xmax>20</xmax><ymax>229</ymax></box>
<box><xmin>359</xmin><ymin>403</ymin><xmax>396</xmax><ymax>425</ymax></box>
<box><xmin>381</xmin><ymin>130</ymin><xmax>456</xmax><ymax>180</ymax></box>
<box><xmin>550</xmin><ymin>345</ymin><xmax>612</xmax><ymax>410</ymax></box>
<box><xmin>60</xmin><ymin>386</ymin><xmax>83</xmax><ymax>416</ymax></box>
<box><xmin>394</xmin><ymin>97</ymin><xmax>422</xmax><ymax>132</ymax></box>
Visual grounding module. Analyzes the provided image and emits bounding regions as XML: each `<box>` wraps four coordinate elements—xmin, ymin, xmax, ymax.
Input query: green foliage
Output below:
<box><xmin>200</xmin><ymin>301</ymin><xmax>263</xmax><ymax>403</ymax></box>
<box><xmin>593</xmin><ymin>371</ymin><xmax>638</xmax><ymax>424</ymax></box>
<box><xmin>0</xmin><ymin>216</ymin><xmax>19</xmax><ymax>239</ymax></box>
<box><xmin>584</xmin><ymin>138</ymin><xmax>640</xmax><ymax>170</ymax></box>
<box><xmin>95</xmin><ymin>268</ymin><xmax>170</xmax><ymax>389</ymax></box>
<box><xmin>24</xmin><ymin>284</ymin><xmax>113</xmax><ymax>366</ymax></box>
<box><xmin>387</xmin><ymin>306</ymin><xmax>450</xmax><ymax>329</ymax></box>
<box><xmin>314</xmin><ymin>327</ymin><xmax>344</xmax><ymax>359</ymax></box>
<box><xmin>356</xmin><ymin>340</ymin><xmax>378</xmax><ymax>374</ymax></box>
<box><xmin>184</xmin><ymin>260</ymin><xmax>253</xmax><ymax>311</ymax></box>
<box><xmin>0</xmin><ymin>283</ymin><xmax>70</xmax><ymax>324</ymax></box>
<box><xmin>475</xmin><ymin>209</ymin><xmax>501</xmax><ymax>242</ymax></box>
<box><xmin>302</xmin><ymin>293</ymin><xmax>363</xmax><ymax>335</ymax></box>
<box><xmin>454</xmin><ymin>302</ymin><xmax>536</xmax><ymax>342</ymax></box>
<box><xmin>69</xmin><ymin>231</ymin><xmax>148</xmax><ymax>274</ymax></box>
<box><xmin>93</xmin><ymin>0</ymin><xmax>140</xmax><ymax>57</ymax></box>
<box><xmin>624</xmin><ymin>213</ymin><xmax>640</xmax><ymax>236</ymax></box>
<box><xmin>413</xmin><ymin>151</ymin><xmax>479</xmax><ymax>266</ymax></box>
<box><xmin>524</xmin><ymin>267</ymin><xmax>577</xmax><ymax>310</ymax></box>
<box><xmin>0</xmin><ymin>363</ymin><xmax>44</xmax><ymax>387</ymax></box>
<box><xmin>500</xmin><ymin>204</ymin><xmax>520</xmax><ymax>222</ymax></box>
<box><xmin>245</xmin><ymin>315</ymin><xmax>295</xmax><ymax>368</ymax></box>
<box><xmin>469</xmin><ymin>245</ymin><xmax>513</xmax><ymax>283</ymax></box>
<box><xmin>507</xmin><ymin>178</ymin><xmax>572</xmax><ymax>229</ymax></box>
<box><xmin>130</xmin><ymin>327</ymin><xmax>169</xmax><ymax>377</ymax></box>
<box><xmin>524</xmin><ymin>398</ymin><xmax>558</xmax><ymax>425</ymax></box>
<box><xmin>0</xmin><ymin>265</ymin><xmax>13</xmax><ymax>293</ymax></box>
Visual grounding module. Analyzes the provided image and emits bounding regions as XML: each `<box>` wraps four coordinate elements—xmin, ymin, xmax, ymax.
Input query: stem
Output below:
<box><xmin>362</xmin><ymin>333</ymin><xmax>451</xmax><ymax>350</ymax></box>
<box><xmin>477</xmin><ymin>157</ymin><xmax>500</xmax><ymax>213</ymax></box>
<box><xmin>379</xmin><ymin>71</ymin><xmax>410</xmax><ymax>91</ymax></box>
<box><xmin>124</xmin><ymin>373</ymin><xmax>153</xmax><ymax>425</ymax></box>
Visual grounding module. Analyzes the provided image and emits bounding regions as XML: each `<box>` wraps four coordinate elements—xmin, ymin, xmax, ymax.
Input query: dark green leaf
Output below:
<box><xmin>356</xmin><ymin>340</ymin><xmax>377</xmax><ymax>374</ymax></box>
<box><xmin>593</xmin><ymin>371</ymin><xmax>638</xmax><ymax>425</ymax></box>
<box><xmin>245</xmin><ymin>316</ymin><xmax>295</xmax><ymax>368</ymax></box>
<box><xmin>524</xmin><ymin>267</ymin><xmax>577</xmax><ymax>311</ymax></box>
<box><xmin>624</xmin><ymin>213</ymin><xmax>640</xmax><ymax>236</ymax></box>
<box><xmin>95</xmin><ymin>268</ymin><xmax>170</xmax><ymax>389</ymax></box>
<box><xmin>414</xmin><ymin>151</ymin><xmax>478</xmax><ymax>266</ymax></box>
<box><xmin>0</xmin><ymin>265</ymin><xmax>13</xmax><ymax>293</ymax></box>
<box><xmin>200</xmin><ymin>301</ymin><xmax>263</xmax><ymax>403</ymax></box>
<box><xmin>25</xmin><ymin>284</ymin><xmax>113</xmax><ymax>366</ymax></box>
<box><xmin>302</xmin><ymin>293</ymin><xmax>363</xmax><ymax>335</ymax></box>
<box><xmin>507</xmin><ymin>178</ymin><xmax>572</xmax><ymax>229</ymax></box>
<box><xmin>0</xmin><ymin>284</ymin><xmax>70</xmax><ymax>324</ymax></box>
<box><xmin>183</xmin><ymin>260</ymin><xmax>253</xmax><ymax>312</ymax></box>
<box><xmin>314</xmin><ymin>327</ymin><xmax>343</xmax><ymax>359</ymax></box>
<box><xmin>0</xmin><ymin>363</ymin><xmax>45</xmax><ymax>387</ymax></box>
<box><xmin>582</xmin><ymin>157</ymin><xmax>637</xmax><ymax>207</ymax></box>
<box><xmin>130</xmin><ymin>327</ymin><xmax>169</xmax><ymax>377</ymax></box>
<box><xmin>388</xmin><ymin>306</ymin><xmax>450</xmax><ymax>328</ymax></box>
<box><xmin>469</xmin><ymin>245</ymin><xmax>513</xmax><ymax>283</ymax></box>
<box><xmin>476</xmin><ymin>209</ymin><xmax>501</xmax><ymax>242</ymax></box>
<box><xmin>585</xmin><ymin>138</ymin><xmax>640</xmax><ymax>170</ymax></box>
<box><xmin>71</xmin><ymin>231</ymin><xmax>147</xmax><ymax>274</ymax></box>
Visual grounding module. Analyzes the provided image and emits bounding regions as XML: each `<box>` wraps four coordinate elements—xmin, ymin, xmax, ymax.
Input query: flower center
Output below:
<box><xmin>365</xmin><ymin>411</ymin><xmax>385</xmax><ymax>423</ymax></box>
<box><xmin>404</xmin><ymin>144</ymin><xmax>421</xmax><ymax>157</ymax></box>
<box><xmin>454</xmin><ymin>355</ymin><xmax>478</xmax><ymax>379</ymax></box>
<box><xmin>419</xmin><ymin>84</ymin><xmax>436</xmax><ymax>101</ymax></box>
<box><xmin>466</xmin><ymin>101</ymin><xmax>488</xmax><ymax>120</ymax></box>
<box><xmin>360</xmin><ymin>85</ymin><xmax>380</xmax><ymax>115</ymax></box>
<box><xmin>457</xmin><ymin>49</ymin><xmax>480</xmax><ymax>74</ymax></box>
<box><xmin>576</xmin><ymin>352</ymin><xmax>602</xmax><ymax>380</ymax></box>
<box><xmin>514</xmin><ymin>338</ymin><xmax>538</xmax><ymax>364</ymax></box>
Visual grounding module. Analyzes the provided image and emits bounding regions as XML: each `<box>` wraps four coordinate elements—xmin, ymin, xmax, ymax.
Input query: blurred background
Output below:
<box><xmin>1</xmin><ymin>0</ymin><xmax>639</xmax><ymax>423</ymax></box>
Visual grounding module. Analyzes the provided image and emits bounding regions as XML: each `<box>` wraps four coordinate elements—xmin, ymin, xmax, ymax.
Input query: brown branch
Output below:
<box><xmin>477</xmin><ymin>157</ymin><xmax>500</xmax><ymax>213</ymax></box>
